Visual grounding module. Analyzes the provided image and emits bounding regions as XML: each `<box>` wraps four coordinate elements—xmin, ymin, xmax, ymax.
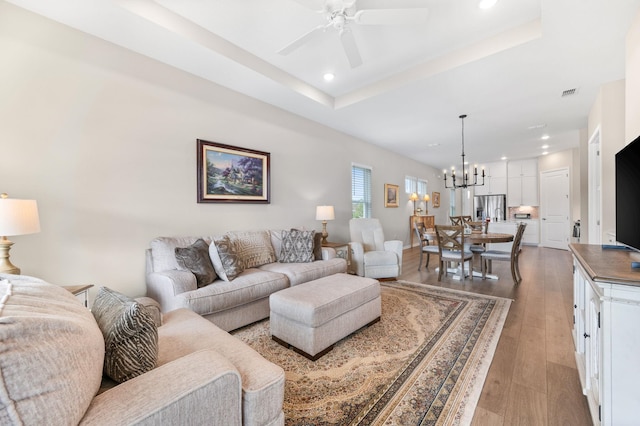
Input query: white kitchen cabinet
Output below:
<box><xmin>520</xmin><ymin>219</ymin><xmax>539</xmax><ymax>245</ymax></box>
<box><xmin>570</xmin><ymin>244</ymin><xmax>640</xmax><ymax>425</ymax></box>
<box><xmin>486</xmin><ymin>221</ymin><xmax>517</xmax><ymax>251</ymax></box>
<box><xmin>507</xmin><ymin>159</ymin><xmax>538</xmax><ymax>206</ymax></box>
<box><xmin>475</xmin><ymin>162</ymin><xmax>507</xmax><ymax>196</ymax></box>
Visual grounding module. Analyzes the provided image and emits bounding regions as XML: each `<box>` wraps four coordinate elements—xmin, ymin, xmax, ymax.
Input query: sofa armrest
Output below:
<box><xmin>349</xmin><ymin>241</ymin><xmax>365</xmax><ymax>276</ymax></box>
<box><xmin>384</xmin><ymin>240</ymin><xmax>403</xmax><ymax>275</ymax></box>
<box><xmin>146</xmin><ymin>270</ymin><xmax>197</xmax><ymax>313</ymax></box>
<box><xmin>80</xmin><ymin>350</ymin><xmax>242</xmax><ymax>426</ymax></box>
<box><xmin>321</xmin><ymin>247</ymin><xmax>337</xmax><ymax>260</ymax></box>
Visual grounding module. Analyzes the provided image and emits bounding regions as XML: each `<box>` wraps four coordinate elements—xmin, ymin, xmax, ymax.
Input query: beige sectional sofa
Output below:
<box><xmin>0</xmin><ymin>274</ymin><xmax>285</xmax><ymax>426</ymax></box>
<box><xmin>146</xmin><ymin>230</ymin><xmax>348</xmax><ymax>332</ymax></box>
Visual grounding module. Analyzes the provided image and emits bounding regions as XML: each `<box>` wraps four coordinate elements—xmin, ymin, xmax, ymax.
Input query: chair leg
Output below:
<box><xmin>418</xmin><ymin>250</ymin><xmax>424</xmax><ymax>271</ymax></box>
<box><xmin>515</xmin><ymin>255</ymin><xmax>522</xmax><ymax>284</ymax></box>
<box><xmin>510</xmin><ymin>260</ymin><xmax>518</xmax><ymax>285</ymax></box>
<box><xmin>425</xmin><ymin>253</ymin><xmax>430</xmax><ymax>270</ymax></box>
<box><xmin>481</xmin><ymin>257</ymin><xmax>487</xmax><ymax>279</ymax></box>
<box><xmin>437</xmin><ymin>259</ymin><xmax>443</xmax><ymax>281</ymax></box>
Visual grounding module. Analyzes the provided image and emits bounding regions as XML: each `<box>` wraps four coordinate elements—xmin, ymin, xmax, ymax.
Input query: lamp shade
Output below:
<box><xmin>410</xmin><ymin>193</ymin><xmax>419</xmax><ymax>201</ymax></box>
<box><xmin>315</xmin><ymin>205</ymin><xmax>335</xmax><ymax>221</ymax></box>
<box><xmin>0</xmin><ymin>197</ymin><xmax>41</xmax><ymax>236</ymax></box>
<box><xmin>424</xmin><ymin>194</ymin><xmax>431</xmax><ymax>202</ymax></box>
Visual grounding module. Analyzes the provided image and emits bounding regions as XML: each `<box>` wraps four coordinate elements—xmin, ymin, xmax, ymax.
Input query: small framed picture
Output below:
<box><xmin>432</xmin><ymin>191</ymin><xmax>441</xmax><ymax>208</ymax></box>
<box><xmin>384</xmin><ymin>183</ymin><xmax>399</xmax><ymax>208</ymax></box>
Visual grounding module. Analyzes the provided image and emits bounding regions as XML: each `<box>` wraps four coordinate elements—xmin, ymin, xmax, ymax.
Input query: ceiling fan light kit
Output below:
<box><xmin>278</xmin><ymin>0</ymin><xmax>429</xmax><ymax>68</ymax></box>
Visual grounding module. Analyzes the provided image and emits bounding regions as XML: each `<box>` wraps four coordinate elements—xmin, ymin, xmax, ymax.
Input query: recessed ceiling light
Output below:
<box><xmin>541</xmin><ymin>134</ymin><xmax>550</xmax><ymax>140</ymax></box>
<box><xmin>479</xmin><ymin>0</ymin><xmax>498</xmax><ymax>9</ymax></box>
<box><xmin>542</xmin><ymin>151</ymin><xmax>549</xmax><ymax>155</ymax></box>
<box><xmin>500</xmin><ymin>156</ymin><xmax>507</xmax><ymax>161</ymax></box>
<box><xmin>541</xmin><ymin>144</ymin><xmax>549</xmax><ymax>149</ymax></box>
<box><xmin>323</xmin><ymin>73</ymin><xmax>335</xmax><ymax>82</ymax></box>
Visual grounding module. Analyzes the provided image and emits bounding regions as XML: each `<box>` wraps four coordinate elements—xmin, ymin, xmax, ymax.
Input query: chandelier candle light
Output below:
<box><xmin>0</xmin><ymin>193</ymin><xmax>41</xmax><ymax>275</ymax></box>
<box><xmin>316</xmin><ymin>205</ymin><xmax>335</xmax><ymax>244</ymax></box>
<box><xmin>443</xmin><ymin>114</ymin><xmax>485</xmax><ymax>189</ymax></box>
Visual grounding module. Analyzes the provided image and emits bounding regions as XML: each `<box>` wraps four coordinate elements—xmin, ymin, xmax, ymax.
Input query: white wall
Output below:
<box><xmin>588</xmin><ymin>80</ymin><xmax>626</xmax><ymax>244</ymax></box>
<box><xmin>626</xmin><ymin>8</ymin><xmax>640</xmax><ymax>142</ymax></box>
<box><xmin>0</xmin><ymin>3</ymin><xmax>446</xmax><ymax>297</ymax></box>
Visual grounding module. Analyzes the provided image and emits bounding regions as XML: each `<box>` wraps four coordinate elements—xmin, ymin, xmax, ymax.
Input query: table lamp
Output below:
<box><xmin>410</xmin><ymin>193</ymin><xmax>419</xmax><ymax>215</ymax></box>
<box><xmin>315</xmin><ymin>205</ymin><xmax>335</xmax><ymax>244</ymax></box>
<box><xmin>0</xmin><ymin>193</ymin><xmax>41</xmax><ymax>275</ymax></box>
<box><xmin>423</xmin><ymin>193</ymin><xmax>431</xmax><ymax>215</ymax></box>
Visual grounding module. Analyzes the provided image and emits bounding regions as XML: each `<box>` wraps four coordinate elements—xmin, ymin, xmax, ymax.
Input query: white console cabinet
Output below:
<box><xmin>570</xmin><ymin>244</ymin><xmax>640</xmax><ymax>425</ymax></box>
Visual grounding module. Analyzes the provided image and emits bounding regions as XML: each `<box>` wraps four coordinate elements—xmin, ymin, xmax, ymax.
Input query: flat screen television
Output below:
<box><xmin>615</xmin><ymin>133</ymin><xmax>640</xmax><ymax>268</ymax></box>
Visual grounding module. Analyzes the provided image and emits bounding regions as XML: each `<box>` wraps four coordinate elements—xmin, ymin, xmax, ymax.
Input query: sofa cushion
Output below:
<box><xmin>173</xmin><ymin>269</ymin><xmax>289</xmax><ymax>316</ymax></box>
<box><xmin>0</xmin><ymin>276</ymin><xmax>104</xmax><ymax>425</ymax></box>
<box><xmin>227</xmin><ymin>230</ymin><xmax>276</xmax><ymax>269</ymax></box>
<box><xmin>210</xmin><ymin>235</ymin><xmax>244</xmax><ymax>281</ymax></box>
<box><xmin>92</xmin><ymin>287</ymin><xmax>158</xmax><ymax>383</ymax></box>
<box><xmin>259</xmin><ymin>257</ymin><xmax>347</xmax><ymax>286</ymax></box>
<box><xmin>158</xmin><ymin>308</ymin><xmax>285</xmax><ymax>426</ymax></box>
<box><xmin>175</xmin><ymin>238</ymin><xmax>217</xmax><ymax>288</ymax></box>
<box><xmin>279</xmin><ymin>229</ymin><xmax>315</xmax><ymax>263</ymax></box>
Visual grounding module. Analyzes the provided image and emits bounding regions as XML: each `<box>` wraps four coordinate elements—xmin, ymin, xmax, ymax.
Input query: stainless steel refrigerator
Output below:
<box><xmin>473</xmin><ymin>194</ymin><xmax>506</xmax><ymax>222</ymax></box>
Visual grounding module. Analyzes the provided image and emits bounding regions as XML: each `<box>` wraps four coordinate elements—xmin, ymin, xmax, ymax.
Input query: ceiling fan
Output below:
<box><xmin>278</xmin><ymin>0</ymin><xmax>429</xmax><ymax>68</ymax></box>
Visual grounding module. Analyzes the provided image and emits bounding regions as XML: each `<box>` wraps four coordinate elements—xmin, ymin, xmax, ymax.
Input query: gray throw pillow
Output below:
<box><xmin>92</xmin><ymin>287</ymin><xmax>158</xmax><ymax>383</ymax></box>
<box><xmin>210</xmin><ymin>235</ymin><xmax>244</xmax><ymax>281</ymax></box>
<box><xmin>280</xmin><ymin>229</ymin><xmax>315</xmax><ymax>263</ymax></box>
<box><xmin>175</xmin><ymin>238</ymin><xmax>217</xmax><ymax>287</ymax></box>
<box><xmin>313</xmin><ymin>232</ymin><xmax>323</xmax><ymax>260</ymax></box>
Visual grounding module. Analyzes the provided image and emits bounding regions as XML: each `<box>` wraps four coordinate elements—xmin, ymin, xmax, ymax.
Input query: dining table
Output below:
<box><xmin>424</xmin><ymin>230</ymin><xmax>514</xmax><ymax>280</ymax></box>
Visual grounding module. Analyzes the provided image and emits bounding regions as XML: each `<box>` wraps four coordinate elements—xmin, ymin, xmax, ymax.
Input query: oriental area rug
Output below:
<box><xmin>232</xmin><ymin>281</ymin><xmax>510</xmax><ymax>426</ymax></box>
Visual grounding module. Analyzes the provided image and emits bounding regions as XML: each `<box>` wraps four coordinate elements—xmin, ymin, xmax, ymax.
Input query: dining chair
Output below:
<box><xmin>481</xmin><ymin>223</ymin><xmax>527</xmax><ymax>284</ymax></box>
<box><xmin>449</xmin><ymin>216</ymin><xmax>463</xmax><ymax>226</ymax></box>
<box><xmin>434</xmin><ymin>225</ymin><xmax>474</xmax><ymax>281</ymax></box>
<box><xmin>414</xmin><ymin>221</ymin><xmax>439</xmax><ymax>271</ymax></box>
<box><xmin>466</xmin><ymin>221</ymin><xmax>486</xmax><ymax>267</ymax></box>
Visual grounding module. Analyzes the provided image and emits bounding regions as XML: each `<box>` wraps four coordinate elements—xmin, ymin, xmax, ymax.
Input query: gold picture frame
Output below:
<box><xmin>384</xmin><ymin>183</ymin><xmax>399</xmax><ymax>208</ymax></box>
<box><xmin>432</xmin><ymin>191</ymin><xmax>441</xmax><ymax>208</ymax></box>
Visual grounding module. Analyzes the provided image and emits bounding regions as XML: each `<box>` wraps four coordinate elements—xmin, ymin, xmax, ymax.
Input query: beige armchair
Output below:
<box><xmin>349</xmin><ymin>218</ymin><xmax>403</xmax><ymax>279</ymax></box>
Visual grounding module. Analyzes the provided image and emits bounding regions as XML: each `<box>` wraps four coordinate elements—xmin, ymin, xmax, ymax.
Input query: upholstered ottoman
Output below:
<box><xmin>269</xmin><ymin>273</ymin><xmax>381</xmax><ymax>360</ymax></box>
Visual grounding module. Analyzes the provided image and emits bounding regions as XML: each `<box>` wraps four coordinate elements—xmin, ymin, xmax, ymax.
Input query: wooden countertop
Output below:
<box><xmin>569</xmin><ymin>243</ymin><xmax>640</xmax><ymax>287</ymax></box>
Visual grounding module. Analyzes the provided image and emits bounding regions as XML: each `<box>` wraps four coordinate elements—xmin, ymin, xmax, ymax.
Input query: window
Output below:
<box><xmin>352</xmin><ymin>164</ymin><xmax>372</xmax><ymax>218</ymax></box>
<box><xmin>405</xmin><ymin>176</ymin><xmax>417</xmax><ymax>194</ymax></box>
<box><xmin>406</xmin><ymin>176</ymin><xmax>428</xmax><ymax>198</ymax></box>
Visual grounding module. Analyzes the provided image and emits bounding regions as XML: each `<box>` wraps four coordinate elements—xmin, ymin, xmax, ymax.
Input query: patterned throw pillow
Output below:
<box><xmin>227</xmin><ymin>231</ymin><xmax>277</xmax><ymax>268</ymax></box>
<box><xmin>280</xmin><ymin>229</ymin><xmax>315</xmax><ymax>263</ymax></box>
<box><xmin>210</xmin><ymin>235</ymin><xmax>244</xmax><ymax>281</ymax></box>
<box><xmin>92</xmin><ymin>287</ymin><xmax>158</xmax><ymax>383</ymax></box>
<box><xmin>175</xmin><ymin>238</ymin><xmax>217</xmax><ymax>287</ymax></box>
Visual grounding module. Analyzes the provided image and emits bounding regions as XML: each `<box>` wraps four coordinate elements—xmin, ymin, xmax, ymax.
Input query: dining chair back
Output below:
<box><xmin>481</xmin><ymin>223</ymin><xmax>527</xmax><ymax>284</ymax></box>
<box><xmin>434</xmin><ymin>225</ymin><xmax>474</xmax><ymax>281</ymax></box>
<box><xmin>414</xmin><ymin>220</ymin><xmax>439</xmax><ymax>271</ymax></box>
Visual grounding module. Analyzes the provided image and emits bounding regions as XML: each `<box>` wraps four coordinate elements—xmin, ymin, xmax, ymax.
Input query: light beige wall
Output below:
<box><xmin>0</xmin><ymin>3</ymin><xmax>445</xmax><ymax>297</ymax></box>
<box><xmin>579</xmin><ymin>128</ymin><xmax>589</xmax><ymax>243</ymax></box>
<box><xmin>626</xmin><ymin>9</ymin><xmax>640</xmax><ymax>141</ymax></box>
<box><xmin>588</xmin><ymin>80</ymin><xmax>626</xmax><ymax>244</ymax></box>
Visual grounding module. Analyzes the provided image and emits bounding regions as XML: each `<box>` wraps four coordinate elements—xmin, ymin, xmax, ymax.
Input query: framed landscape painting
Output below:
<box><xmin>384</xmin><ymin>183</ymin><xmax>399</xmax><ymax>208</ymax></box>
<box><xmin>197</xmin><ymin>139</ymin><xmax>270</xmax><ymax>203</ymax></box>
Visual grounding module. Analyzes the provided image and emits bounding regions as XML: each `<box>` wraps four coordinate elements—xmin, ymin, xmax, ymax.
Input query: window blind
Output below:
<box><xmin>352</xmin><ymin>165</ymin><xmax>372</xmax><ymax>218</ymax></box>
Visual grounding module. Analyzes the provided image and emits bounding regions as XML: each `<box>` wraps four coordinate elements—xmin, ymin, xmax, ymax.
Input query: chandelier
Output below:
<box><xmin>443</xmin><ymin>114</ymin><xmax>485</xmax><ymax>189</ymax></box>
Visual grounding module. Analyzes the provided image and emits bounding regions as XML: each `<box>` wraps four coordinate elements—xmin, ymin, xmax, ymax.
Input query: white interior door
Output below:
<box><xmin>540</xmin><ymin>168</ymin><xmax>570</xmax><ymax>250</ymax></box>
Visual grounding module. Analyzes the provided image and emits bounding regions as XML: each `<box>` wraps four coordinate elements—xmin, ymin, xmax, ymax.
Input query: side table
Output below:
<box><xmin>62</xmin><ymin>284</ymin><xmax>94</xmax><ymax>308</ymax></box>
<box><xmin>322</xmin><ymin>241</ymin><xmax>352</xmax><ymax>273</ymax></box>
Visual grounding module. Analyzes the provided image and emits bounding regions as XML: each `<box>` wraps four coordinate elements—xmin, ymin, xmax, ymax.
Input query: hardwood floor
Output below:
<box><xmin>398</xmin><ymin>244</ymin><xmax>592</xmax><ymax>425</ymax></box>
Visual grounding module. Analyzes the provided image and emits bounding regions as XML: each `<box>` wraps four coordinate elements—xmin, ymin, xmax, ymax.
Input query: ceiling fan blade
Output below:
<box><xmin>278</xmin><ymin>25</ymin><xmax>327</xmax><ymax>55</ymax></box>
<box><xmin>340</xmin><ymin>29</ymin><xmax>363</xmax><ymax>68</ymax></box>
<box><xmin>354</xmin><ymin>8</ymin><xmax>429</xmax><ymax>25</ymax></box>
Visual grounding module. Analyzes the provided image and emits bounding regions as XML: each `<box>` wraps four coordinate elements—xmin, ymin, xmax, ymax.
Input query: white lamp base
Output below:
<box><xmin>0</xmin><ymin>238</ymin><xmax>20</xmax><ymax>275</ymax></box>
